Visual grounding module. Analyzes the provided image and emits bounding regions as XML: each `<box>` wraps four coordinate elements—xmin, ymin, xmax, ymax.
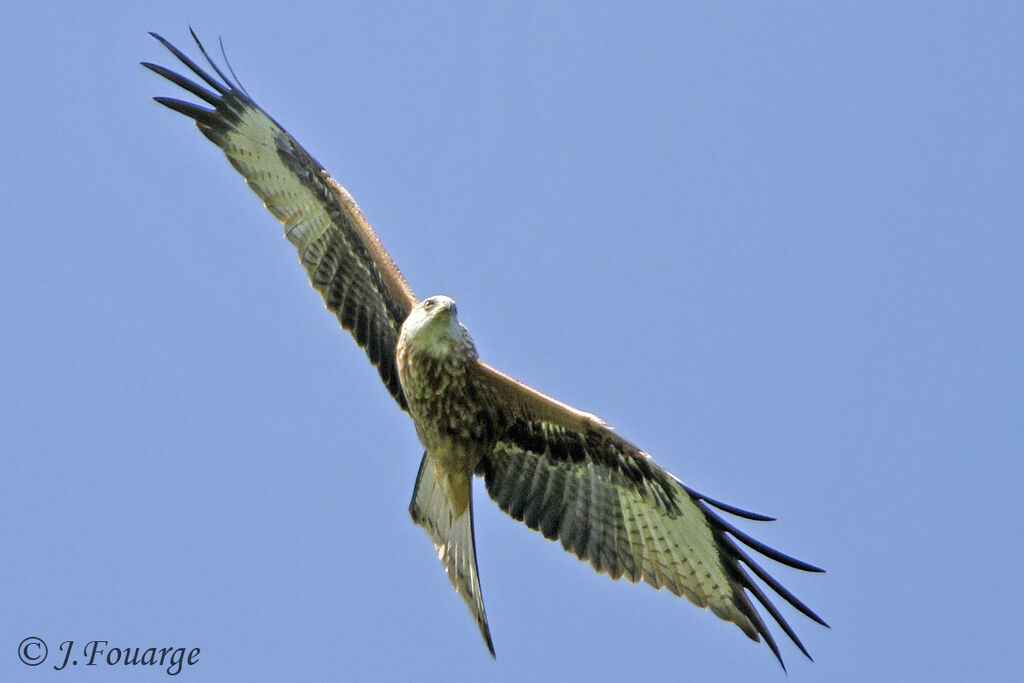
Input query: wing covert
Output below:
<box><xmin>143</xmin><ymin>30</ymin><xmax>416</xmax><ymax>409</ymax></box>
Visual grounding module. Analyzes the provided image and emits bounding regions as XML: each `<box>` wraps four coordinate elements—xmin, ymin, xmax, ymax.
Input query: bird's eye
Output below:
<box><xmin>424</xmin><ymin>298</ymin><xmax>435</xmax><ymax>310</ymax></box>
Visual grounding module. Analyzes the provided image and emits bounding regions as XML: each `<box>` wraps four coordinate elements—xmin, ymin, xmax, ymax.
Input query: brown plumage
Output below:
<box><xmin>144</xmin><ymin>30</ymin><xmax>827</xmax><ymax>668</ymax></box>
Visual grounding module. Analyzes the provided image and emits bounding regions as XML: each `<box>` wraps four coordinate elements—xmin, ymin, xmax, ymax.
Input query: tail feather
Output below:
<box><xmin>410</xmin><ymin>452</ymin><xmax>495</xmax><ymax>656</ymax></box>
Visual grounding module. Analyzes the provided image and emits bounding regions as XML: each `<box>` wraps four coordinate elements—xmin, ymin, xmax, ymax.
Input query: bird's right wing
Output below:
<box><xmin>143</xmin><ymin>31</ymin><xmax>417</xmax><ymax>409</ymax></box>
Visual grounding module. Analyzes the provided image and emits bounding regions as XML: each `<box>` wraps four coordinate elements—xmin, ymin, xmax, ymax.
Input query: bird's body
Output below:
<box><xmin>144</xmin><ymin>30</ymin><xmax>827</xmax><ymax>668</ymax></box>
<box><xmin>397</xmin><ymin>296</ymin><xmax>504</xmax><ymax>653</ymax></box>
<box><xmin>399</xmin><ymin>297</ymin><xmax>492</xmax><ymax>513</ymax></box>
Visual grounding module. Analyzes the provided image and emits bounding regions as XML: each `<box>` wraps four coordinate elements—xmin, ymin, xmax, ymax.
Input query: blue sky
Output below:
<box><xmin>2</xmin><ymin>2</ymin><xmax>1022</xmax><ymax>681</ymax></box>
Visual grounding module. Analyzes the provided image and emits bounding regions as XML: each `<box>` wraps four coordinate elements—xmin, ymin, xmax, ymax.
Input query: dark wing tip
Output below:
<box><xmin>147</xmin><ymin>31</ymin><xmax>188</xmax><ymax>63</ymax></box>
<box><xmin>683</xmin><ymin>488</ymin><xmax>827</xmax><ymax>667</ymax></box>
<box><xmin>695</xmin><ymin>490</ymin><xmax>777</xmax><ymax>521</ymax></box>
<box><xmin>144</xmin><ymin>29</ymin><xmax>259</xmax><ymax>145</ymax></box>
<box><xmin>145</xmin><ymin>29</ymin><xmax>235</xmax><ymax>97</ymax></box>
<box><xmin>151</xmin><ymin>96</ymin><xmax>216</xmax><ymax>124</ymax></box>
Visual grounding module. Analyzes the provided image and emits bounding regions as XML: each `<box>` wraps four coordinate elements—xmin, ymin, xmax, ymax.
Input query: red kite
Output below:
<box><xmin>144</xmin><ymin>30</ymin><xmax>826</xmax><ymax>668</ymax></box>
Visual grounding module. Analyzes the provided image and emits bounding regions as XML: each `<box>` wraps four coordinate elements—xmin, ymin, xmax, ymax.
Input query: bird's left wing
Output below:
<box><xmin>143</xmin><ymin>31</ymin><xmax>417</xmax><ymax>409</ymax></box>
<box><xmin>476</xmin><ymin>362</ymin><xmax>827</xmax><ymax>668</ymax></box>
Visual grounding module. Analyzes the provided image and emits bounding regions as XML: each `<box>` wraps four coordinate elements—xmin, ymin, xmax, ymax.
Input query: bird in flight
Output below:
<box><xmin>143</xmin><ymin>29</ymin><xmax>827</xmax><ymax>668</ymax></box>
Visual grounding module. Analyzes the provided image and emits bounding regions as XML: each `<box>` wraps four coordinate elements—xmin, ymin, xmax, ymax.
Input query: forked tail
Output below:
<box><xmin>409</xmin><ymin>452</ymin><xmax>494</xmax><ymax>656</ymax></box>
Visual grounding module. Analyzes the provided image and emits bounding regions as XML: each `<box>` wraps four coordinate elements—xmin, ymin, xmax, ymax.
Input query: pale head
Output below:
<box><xmin>399</xmin><ymin>295</ymin><xmax>476</xmax><ymax>356</ymax></box>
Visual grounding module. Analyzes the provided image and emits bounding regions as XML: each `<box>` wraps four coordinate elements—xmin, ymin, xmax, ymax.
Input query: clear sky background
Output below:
<box><xmin>2</xmin><ymin>2</ymin><xmax>1022</xmax><ymax>681</ymax></box>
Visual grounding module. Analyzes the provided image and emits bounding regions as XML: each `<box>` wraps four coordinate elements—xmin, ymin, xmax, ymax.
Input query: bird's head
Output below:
<box><xmin>400</xmin><ymin>295</ymin><xmax>475</xmax><ymax>356</ymax></box>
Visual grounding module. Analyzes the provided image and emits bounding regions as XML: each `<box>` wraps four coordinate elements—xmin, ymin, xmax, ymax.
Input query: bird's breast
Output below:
<box><xmin>396</xmin><ymin>345</ymin><xmax>506</xmax><ymax>462</ymax></box>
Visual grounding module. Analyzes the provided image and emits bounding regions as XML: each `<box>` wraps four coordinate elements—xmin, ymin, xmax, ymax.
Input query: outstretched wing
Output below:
<box><xmin>476</xmin><ymin>363</ymin><xmax>827</xmax><ymax>669</ymax></box>
<box><xmin>143</xmin><ymin>31</ymin><xmax>417</xmax><ymax>409</ymax></box>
